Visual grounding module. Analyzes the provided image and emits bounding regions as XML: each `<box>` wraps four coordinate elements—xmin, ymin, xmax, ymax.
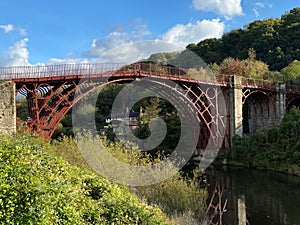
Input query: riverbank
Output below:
<box><xmin>0</xmin><ymin>134</ymin><xmax>171</xmax><ymax>224</ymax></box>
<box><xmin>213</xmin><ymin>155</ymin><xmax>300</xmax><ymax>177</ymax></box>
<box><xmin>52</xmin><ymin>135</ymin><xmax>208</xmax><ymax>224</ymax></box>
<box><xmin>213</xmin><ymin>108</ymin><xmax>300</xmax><ymax>177</ymax></box>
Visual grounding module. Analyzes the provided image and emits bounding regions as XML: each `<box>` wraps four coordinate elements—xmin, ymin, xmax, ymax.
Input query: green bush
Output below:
<box><xmin>0</xmin><ymin>134</ymin><xmax>170</xmax><ymax>224</ymax></box>
<box><xmin>226</xmin><ymin>108</ymin><xmax>300</xmax><ymax>175</ymax></box>
<box><xmin>52</xmin><ymin>135</ymin><xmax>208</xmax><ymax>222</ymax></box>
<box><xmin>133</xmin><ymin>171</ymin><xmax>207</xmax><ymax>221</ymax></box>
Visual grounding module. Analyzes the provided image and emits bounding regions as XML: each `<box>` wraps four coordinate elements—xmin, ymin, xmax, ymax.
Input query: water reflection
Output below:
<box><xmin>206</xmin><ymin>166</ymin><xmax>300</xmax><ymax>225</ymax></box>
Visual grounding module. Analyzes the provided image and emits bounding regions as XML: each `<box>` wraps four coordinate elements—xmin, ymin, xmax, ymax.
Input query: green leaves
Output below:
<box><xmin>228</xmin><ymin>108</ymin><xmax>300</xmax><ymax>175</ymax></box>
<box><xmin>280</xmin><ymin>60</ymin><xmax>300</xmax><ymax>83</ymax></box>
<box><xmin>0</xmin><ymin>134</ymin><xmax>170</xmax><ymax>225</ymax></box>
<box><xmin>54</xmin><ymin>133</ymin><xmax>208</xmax><ymax>223</ymax></box>
<box><xmin>187</xmin><ymin>7</ymin><xmax>300</xmax><ymax>72</ymax></box>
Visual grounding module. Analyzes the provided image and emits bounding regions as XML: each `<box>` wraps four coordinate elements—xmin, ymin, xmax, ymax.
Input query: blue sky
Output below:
<box><xmin>0</xmin><ymin>0</ymin><xmax>299</xmax><ymax>66</ymax></box>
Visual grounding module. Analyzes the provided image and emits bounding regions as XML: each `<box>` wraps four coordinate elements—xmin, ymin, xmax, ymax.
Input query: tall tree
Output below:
<box><xmin>280</xmin><ymin>60</ymin><xmax>300</xmax><ymax>83</ymax></box>
<box><xmin>186</xmin><ymin>8</ymin><xmax>300</xmax><ymax>72</ymax></box>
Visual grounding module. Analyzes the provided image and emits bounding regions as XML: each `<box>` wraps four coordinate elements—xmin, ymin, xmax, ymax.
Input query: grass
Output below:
<box><xmin>52</xmin><ymin>134</ymin><xmax>208</xmax><ymax>223</ymax></box>
<box><xmin>0</xmin><ymin>133</ymin><xmax>171</xmax><ymax>224</ymax></box>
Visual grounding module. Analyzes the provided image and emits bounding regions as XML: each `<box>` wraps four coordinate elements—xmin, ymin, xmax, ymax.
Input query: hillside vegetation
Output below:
<box><xmin>225</xmin><ymin>108</ymin><xmax>300</xmax><ymax>176</ymax></box>
<box><xmin>53</xmin><ymin>135</ymin><xmax>208</xmax><ymax>223</ymax></box>
<box><xmin>0</xmin><ymin>132</ymin><xmax>208</xmax><ymax>224</ymax></box>
<box><xmin>0</xmin><ymin>134</ymin><xmax>171</xmax><ymax>224</ymax></box>
<box><xmin>187</xmin><ymin>8</ymin><xmax>300</xmax><ymax>72</ymax></box>
<box><xmin>146</xmin><ymin>8</ymin><xmax>300</xmax><ymax>83</ymax></box>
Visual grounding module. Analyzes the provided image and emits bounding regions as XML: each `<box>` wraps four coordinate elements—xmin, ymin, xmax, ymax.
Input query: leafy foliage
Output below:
<box><xmin>146</xmin><ymin>52</ymin><xmax>179</xmax><ymax>65</ymax></box>
<box><xmin>133</xmin><ymin>97</ymin><xmax>181</xmax><ymax>154</ymax></box>
<box><xmin>133</xmin><ymin>171</ymin><xmax>207</xmax><ymax>221</ymax></box>
<box><xmin>226</xmin><ymin>108</ymin><xmax>300</xmax><ymax>175</ymax></box>
<box><xmin>0</xmin><ymin>134</ymin><xmax>171</xmax><ymax>224</ymax></box>
<box><xmin>53</xmin><ymin>135</ymin><xmax>208</xmax><ymax>222</ymax></box>
<box><xmin>219</xmin><ymin>57</ymin><xmax>246</xmax><ymax>76</ymax></box>
<box><xmin>16</xmin><ymin>97</ymin><xmax>28</xmax><ymax>121</ymax></box>
<box><xmin>280</xmin><ymin>60</ymin><xmax>300</xmax><ymax>83</ymax></box>
<box><xmin>186</xmin><ymin>8</ymin><xmax>300</xmax><ymax>72</ymax></box>
<box><xmin>217</xmin><ymin>49</ymin><xmax>270</xmax><ymax>79</ymax></box>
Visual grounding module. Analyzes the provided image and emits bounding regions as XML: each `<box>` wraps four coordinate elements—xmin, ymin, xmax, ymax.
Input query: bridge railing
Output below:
<box><xmin>240</xmin><ymin>77</ymin><xmax>275</xmax><ymax>89</ymax></box>
<box><xmin>116</xmin><ymin>62</ymin><xmax>188</xmax><ymax>77</ymax></box>
<box><xmin>0</xmin><ymin>63</ymin><xmax>125</xmax><ymax>79</ymax></box>
<box><xmin>286</xmin><ymin>84</ymin><xmax>300</xmax><ymax>93</ymax></box>
<box><xmin>123</xmin><ymin>63</ymin><xmax>231</xmax><ymax>85</ymax></box>
<box><xmin>1</xmin><ymin>63</ymin><xmax>299</xmax><ymax>93</ymax></box>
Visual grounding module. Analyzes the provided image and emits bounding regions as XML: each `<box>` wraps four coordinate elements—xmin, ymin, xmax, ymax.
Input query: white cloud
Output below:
<box><xmin>0</xmin><ymin>19</ymin><xmax>225</xmax><ymax>66</ymax></box>
<box><xmin>84</xmin><ymin>20</ymin><xmax>152</xmax><ymax>61</ymax></box>
<box><xmin>162</xmin><ymin>19</ymin><xmax>224</xmax><ymax>47</ymax></box>
<box><xmin>255</xmin><ymin>2</ymin><xmax>265</xmax><ymax>8</ymax></box>
<box><xmin>19</xmin><ymin>28</ymin><xmax>27</xmax><ymax>36</ymax></box>
<box><xmin>84</xmin><ymin>19</ymin><xmax>224</xmax><ymax>64</ymax></box>
<box><xmin>0</xmin><ymin>24</ymin><xmax>27</xmax><ymax>36</ymax></box>
<box><xmin>85</xmin><ymin>32</ymin><xmax>131</xmax><ymax>59</ymax></box>
<box><xmin>83</xmin><ymin>22</ymin><xmax>175</xmax><ymax>63</ymax></box>
<box><xmin>192</xmin><ymin>0</ymin><xmax>243</xmax><ymax>19</ymax></box>
<box><xmin>253</xmin><ymin>1</ymin><xmax>272</xmax><ymax>18</ymax></box>
<box><xmin>85</xmin><ymin>39</ymin><xmax>182</xmax><ymax>64</ymax></box>
<box><xmin>47</xmin><ymin>57</ymin><xmax>89</xmax><ymax>65</ymax></box>
<box><xmin>253</xmin><ymin>8</ymin><xmax>260</xmax><ymax>17</ymax></box>
<box><xmin>0</xmin><ymin>24</ymin><xmax>14</xmax><ymax>33</ymax></box>
<box><xmin>47</xmin><ymin>21</ymin><xmax>152</xmax><ymax>65</ymax></box>
<box><xmin>0</xmin><ymin>38</ymin><xmax>30</xmax><ymax>66</ymax></box>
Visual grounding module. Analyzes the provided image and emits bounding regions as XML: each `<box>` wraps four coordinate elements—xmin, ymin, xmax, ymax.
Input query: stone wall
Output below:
<box><xmin>246</xmin><ymin>92</ymin><xmax>278</xmax><ymax>134</ymax></box>
<box><xmin>229</xmin><ymin>76</ymin><xmax>286</xmax><ymax>137</ymax></box>
<box><xmin>0</xmin><ymin>81</ymin><xmax>16</xmax><ymax>135</ymax></box>
<box><xmin>230</xmin><ymin>76</ymin><xmax>243</xmax><ymax>137</ymax></box>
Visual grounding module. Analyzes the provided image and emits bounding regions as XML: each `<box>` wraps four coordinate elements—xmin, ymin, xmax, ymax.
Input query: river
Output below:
<box><xmin>206</xmin><ymin>166</ymin><xmax>300</xmax><ymax>225</ymax></box>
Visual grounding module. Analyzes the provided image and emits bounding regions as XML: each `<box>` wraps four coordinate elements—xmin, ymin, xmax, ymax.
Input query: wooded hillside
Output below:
<box><xmin>186</xmin><ymin>8</ymin><xmax>300</xmax><ymax>71</ymax></box>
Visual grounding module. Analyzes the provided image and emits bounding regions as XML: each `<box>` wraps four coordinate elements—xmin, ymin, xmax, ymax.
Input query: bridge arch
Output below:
<box><xmin>15</xmin><ymin>64</ymin><xmax>227</xmax><ymax>150</ymax></box>
<box><xmin>242</xmin><ymin>89</ymin><xmax>276</xmax><ymax>134</ymax></box>
<box><xmin>17</xmin><ymin>77</ymin><xmax>135</xmax><ymax>138</ymax></box>
<box><xmin>5</xmin><ymin>63</ymin><xmax>300</xmax><ymax>150</ymax></box>
<box><xmin>287</xmin><ymin>96</ymin><xmax>300</xmax><ymax>110</ymax></box>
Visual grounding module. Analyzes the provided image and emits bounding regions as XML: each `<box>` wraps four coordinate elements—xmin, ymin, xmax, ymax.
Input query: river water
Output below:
<box><xmin>206</xmin><ymin>166</ymin><xmax>300</xmax><ymax>225</ymax></box>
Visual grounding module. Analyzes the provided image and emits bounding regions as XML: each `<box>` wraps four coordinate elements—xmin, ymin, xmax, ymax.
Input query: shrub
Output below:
<box><xmin>226</xmin><ymin>108</ymin><xmax>300</xmax><ymax>175</ymax></box>
<box><xmin>52</xmin><ymin>134</ymin><xmax>208</xmax><ymax>222</ymax></box>
<box><xmin>133</xmin><ymin>171</ymin><xmax>207</xmax><ymax>221</ymax></box>
<box><xmin>0</xmin><ymin>134</ymin><xmax>170</xmax><ymax>224</ymax></box>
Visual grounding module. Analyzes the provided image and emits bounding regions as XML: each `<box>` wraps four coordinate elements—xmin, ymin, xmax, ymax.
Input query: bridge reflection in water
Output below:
<box><xmin>1</xmin><ymin>63</ymin><xmax>300</xmax><ymax>224</ymax></box>
<box><xmin>206</xmin><ymin>166</ymin><xmax>300</xmax><ymax>225</ymax></box>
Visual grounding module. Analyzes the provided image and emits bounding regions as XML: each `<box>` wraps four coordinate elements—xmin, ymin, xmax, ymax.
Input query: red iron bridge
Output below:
<box><xmin>0</xmin><ymin>62</ymin><xmax>299</xmax><ymax>149</ymax></box>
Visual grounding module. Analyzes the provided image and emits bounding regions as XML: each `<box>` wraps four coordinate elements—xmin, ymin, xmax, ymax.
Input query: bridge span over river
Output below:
<box><xmin>0</xmin><ymin>62</ymin><xmax>299</xmax><ymax>148</ymax></box>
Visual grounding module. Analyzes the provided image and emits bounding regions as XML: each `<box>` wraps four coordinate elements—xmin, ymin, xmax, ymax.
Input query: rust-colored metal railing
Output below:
<box><xmin>0</xmin><ymin>62</ymin><xmax>299</xmax><ymax>92</ymax></box>
<box><xmin>240</xmin><ymin>76</ymin><xmax>275</xmax><ymax>89</ymax></box>
<box><xmin>0</xmin><ymin>63</ymin><xmax>124</xmax><ymax>79</ymax></box>
<box><xmin>286</xmin><ymin>84</ymin><xmax>300</xmax><ymax>93</ymax></box>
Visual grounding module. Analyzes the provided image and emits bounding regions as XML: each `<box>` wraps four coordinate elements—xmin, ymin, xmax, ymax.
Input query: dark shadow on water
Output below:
<box><xmin>206</xmin><ymin>166</ymin><xmax>300</xmax><ymax>225</ymax></box>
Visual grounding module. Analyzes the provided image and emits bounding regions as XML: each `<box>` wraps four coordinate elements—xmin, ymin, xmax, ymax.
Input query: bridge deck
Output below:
<box><xmin>0</xmin><ymin>62</ymin><xmax>299</xmax><ymax>93</ymax></box>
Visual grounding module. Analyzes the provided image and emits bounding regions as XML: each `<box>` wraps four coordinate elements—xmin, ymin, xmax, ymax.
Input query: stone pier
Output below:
<box><xmin>230</xmin><ymin>75</ymin><xmax>243</xmax><ymax>137</ymax></box>
<box><xmin>0</xmin><ymin>81</ymin><xmax>16</xmax><ymax>135</ymax></box>
<box><xmin>229</xmin><ymin>76</ymin><xmax>287</xmax><ymax>140</ymax></box>
<box><xmin>276</xmin><ymin>83</ymin><xmax>286</xmax><ymax>121</ymax></box>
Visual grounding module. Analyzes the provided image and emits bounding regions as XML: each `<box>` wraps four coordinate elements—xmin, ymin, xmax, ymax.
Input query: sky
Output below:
<box><xmin>0</xmin><ymin>0</ymin><xmax>299</xmax><ymax>66</ymax></box>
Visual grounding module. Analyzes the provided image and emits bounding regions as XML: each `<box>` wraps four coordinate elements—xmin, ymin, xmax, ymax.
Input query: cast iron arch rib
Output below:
<box><xmin>16</xmin><ymin>76</ymin><xmax>226</xmax><ymax>150</ymax></box>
